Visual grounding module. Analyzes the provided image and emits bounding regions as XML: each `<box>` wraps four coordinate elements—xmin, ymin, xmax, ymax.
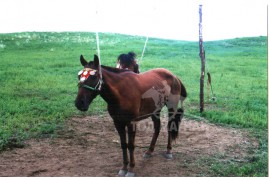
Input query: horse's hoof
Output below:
<box><xmin>118</xmin><ymin>169</ymin><xmax>128</xmax><ymax>177</ymax></box>
<box><xmin>143</xmin><ymin>153</ymin><xmax>152</xmax><ymax>158</ymax></box>
<box><xmin>125</xmin><ymin>172</ymin><xmax>135</xmax><ymax>177</ymax></box>
<box><xmin>164</xmin><ymin>153</ymin><xmax>173</xmax><ymax>160</ymax></box>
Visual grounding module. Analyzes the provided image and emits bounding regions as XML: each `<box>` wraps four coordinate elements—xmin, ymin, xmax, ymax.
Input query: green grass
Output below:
<box><xmin>194</xmin><ymin>130</ymin><xmax>268</xmax><ymax>176</ymax></box>
<box><xmin>0</xmin><ymin>32</ymin><xmax>267</xmax><ymax>176</ymax></box>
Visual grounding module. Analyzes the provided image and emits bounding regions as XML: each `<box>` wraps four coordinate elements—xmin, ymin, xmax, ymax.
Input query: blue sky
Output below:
<box><xmin>0</xmin><ymin>0</ymin><xmax>267</xmax><ymax>41</ymax></box>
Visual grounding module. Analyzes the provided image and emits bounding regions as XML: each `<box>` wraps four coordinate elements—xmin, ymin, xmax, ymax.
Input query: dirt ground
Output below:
<box><xmin>0</xmin><ymin>113</ymin><xmax>259</xmax><ymax>177</ymax></box>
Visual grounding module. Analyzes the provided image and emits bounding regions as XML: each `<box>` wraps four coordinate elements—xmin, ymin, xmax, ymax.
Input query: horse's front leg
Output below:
<box><xmin>125</xmin><ymin>122</ymin><xmax>136</xmax><ymax>177</ymax></box>
<box><xmin>114</xmin><ymin>122</ymin><xmax>129</xmax><ymax>176</ymax></box>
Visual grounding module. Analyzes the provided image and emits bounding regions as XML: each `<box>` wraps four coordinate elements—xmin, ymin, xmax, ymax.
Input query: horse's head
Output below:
<box><xmin>75</xmin><ymin>54</ymin><xmax>102</xmax><ymax>111</ymax></box>
<box><xmin>116</xmin><ymin>52</ymin><xmax>140</xmax><ymax>73</ymax></box>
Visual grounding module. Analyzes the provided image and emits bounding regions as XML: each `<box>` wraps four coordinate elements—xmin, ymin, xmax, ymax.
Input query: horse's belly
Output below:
<box><xmin>137</xmin><ymin>98</ymin><xmax>164</xmax><ymax>120</ymax></box>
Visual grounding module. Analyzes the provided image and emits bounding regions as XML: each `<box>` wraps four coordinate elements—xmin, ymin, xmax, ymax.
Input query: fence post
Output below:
<box><xmin>199</xmin><ymin>5</ymin><xmax>205</xmax><ymax>113</ymax></box>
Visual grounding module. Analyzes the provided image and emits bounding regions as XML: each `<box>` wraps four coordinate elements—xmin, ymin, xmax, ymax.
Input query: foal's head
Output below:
<box><xmin>116</xmin><ymin>52</ymin><xmax>139</xmax><ymax>73</ymax></box>
<box><xmin>75</xmin><ymin>55</ymin><xmax>101</xmax><ymax>111</ymax></box>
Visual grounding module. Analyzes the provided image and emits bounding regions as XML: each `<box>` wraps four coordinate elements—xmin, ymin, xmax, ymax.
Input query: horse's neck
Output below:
<box><xmin>99</xmin><ymin>68</ymin><xmax>122</xmax><ymax>104</ymax></box>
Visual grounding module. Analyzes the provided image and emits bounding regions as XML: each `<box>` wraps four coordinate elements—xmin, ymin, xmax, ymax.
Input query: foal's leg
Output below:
<box><xmin>126</xmin><ymin>122</ymin><xmax>136</xmax><ymax>177</ymax></box>
<box><xmin>114</xmin><ymin>122</ymin><xmax>128</xmax><ymax>176</ymax></box>
<box><xmin>144</xmin><ymin>111</ymin><xmax>161</xmax><ymax>158</ymax></box>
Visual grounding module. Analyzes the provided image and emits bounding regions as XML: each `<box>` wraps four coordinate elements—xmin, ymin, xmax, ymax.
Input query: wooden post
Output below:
<box><xmin>199</xmin><ymin>5</ymin><xmax>205</xmax><ymax>113</ymax></box>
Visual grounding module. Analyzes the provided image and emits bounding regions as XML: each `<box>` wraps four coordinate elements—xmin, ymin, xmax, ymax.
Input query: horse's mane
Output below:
<box><xmin>101</xmin><ymin>65</ymin><xmax>131</xmax><ymax>73</ymax></box>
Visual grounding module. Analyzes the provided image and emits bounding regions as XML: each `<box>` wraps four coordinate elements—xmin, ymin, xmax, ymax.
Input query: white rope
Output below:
<box><xmin>139</xmin><ymin>36</ymin><xmax>149</xmax><ymax>63</ymax></box>
<box><xmin>95</xmin><ymin>32</ymin><xmax>103</xmax><ymax>80</ymax></box>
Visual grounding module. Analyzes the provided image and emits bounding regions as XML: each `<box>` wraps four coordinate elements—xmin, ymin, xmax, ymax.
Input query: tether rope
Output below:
<box><xmin>95</xmin><ymin>6</ymin><xmax>103</xmax><ymax>81</ymax></box>
<box><xmin>139</xmin><ymin>36</ymin><xmax>149</xmax><ymax>63</ymax></box>
<box><xmin>96</xmin><ymin>32</ymin><xmax>103</xmax><ymax>80</ymax></box>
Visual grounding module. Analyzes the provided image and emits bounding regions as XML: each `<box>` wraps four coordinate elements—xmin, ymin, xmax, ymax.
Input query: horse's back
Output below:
<box><xmin>139</xmin><ymin>68</ymin><xmax>187</xmax><ymax>98</ymax></box>
<box><xmin>140</xmin><ymin>68</ymin><xmax>174</xmax><ymax>76</ymax></box>
<box><xmin>139</xmin><ymin>68</ymin><xmax>178</xmax><ymax>86</ymax></box>
<box><xmin>118</xmin><ymin>67</ymin><xmax>186</xmax><ymax>99</ymax></box>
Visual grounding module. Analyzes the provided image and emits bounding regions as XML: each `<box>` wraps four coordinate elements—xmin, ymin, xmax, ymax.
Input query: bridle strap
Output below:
<box><xmin>80</xmin><ymin>84</ymin><xmax>97</xmax><ymax>91</ymax></box>
<box><xmin>78</xmin><ymin>79</ymin><xmax>103</xmax><ymax>92</ymax></box>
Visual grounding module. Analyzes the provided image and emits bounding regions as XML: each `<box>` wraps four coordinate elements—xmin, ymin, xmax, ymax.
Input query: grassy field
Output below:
<box><xmin>0</xmin><ymin>32</ymin><xmax>267</xmax><ymax>176</ymax></box>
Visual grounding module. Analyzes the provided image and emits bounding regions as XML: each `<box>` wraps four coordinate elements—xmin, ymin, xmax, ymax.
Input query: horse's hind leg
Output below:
<box><xmin>144</xmin><ymin>111</ymin><xmax>161</xmax><ymax>158</ymax></box>
<box><xmin>165</xmin><ymin>108</ymin><xmax>184</xmax><ymax>159</ymax></box>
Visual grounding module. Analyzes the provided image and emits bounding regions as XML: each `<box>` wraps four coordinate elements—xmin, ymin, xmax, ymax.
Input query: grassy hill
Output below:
<box><xmin>0</xmin><ymin>32</ymin><xmax>267</xmax><ymax>176</ymax></box>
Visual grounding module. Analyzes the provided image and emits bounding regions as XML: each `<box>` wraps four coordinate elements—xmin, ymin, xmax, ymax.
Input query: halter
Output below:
<box><xmin>78</xmin><ymin>68</ymin><xmax>103</xmax><ymax>92</ymax></box>
<box><xmin>78</xmin><ymin>80</ymin><xmax>102</xmax><ymax>92</ymax></box>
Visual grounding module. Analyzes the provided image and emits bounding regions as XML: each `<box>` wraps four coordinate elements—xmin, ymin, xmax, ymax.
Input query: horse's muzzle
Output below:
<box><xmin>75</xmin><ymin>98</ymin><xmax>89</xmax><ymax>112</ymax></box>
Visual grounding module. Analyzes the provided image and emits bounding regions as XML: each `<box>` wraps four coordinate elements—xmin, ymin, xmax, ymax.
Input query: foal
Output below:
<box><xmin>75</xmin><ymin>55</ymin><xmax>187</xmax><ymax>176</ymax></box>
<box><xmin>116</xmin><ymin>52</ymin><xmax>140</xmax><ymax>73</ymax></box>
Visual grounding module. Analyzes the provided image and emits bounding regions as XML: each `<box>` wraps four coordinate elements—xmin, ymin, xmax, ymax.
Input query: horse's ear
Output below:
<box><xmin>93</xmin><ymin>54</ymin><xmax>99</xmax><ymax>68</ymax></box>
<box><xmin>80</xmin><ymin>55</ymin><xmax>88</xmax><ymax>66</ymax></box>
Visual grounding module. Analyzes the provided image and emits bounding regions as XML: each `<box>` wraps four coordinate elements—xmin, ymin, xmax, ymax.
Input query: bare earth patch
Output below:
<box><xmin>0</xmin><ymin>114</ymin><xmax>258</xmax><ymax>177</ymax></box>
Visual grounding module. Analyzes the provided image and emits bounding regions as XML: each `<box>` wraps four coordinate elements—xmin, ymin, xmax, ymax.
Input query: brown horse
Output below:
<box><xmin>75</xmin><ymin>54</ymin><xmax>187</xmax><ymax>177</ymax></box>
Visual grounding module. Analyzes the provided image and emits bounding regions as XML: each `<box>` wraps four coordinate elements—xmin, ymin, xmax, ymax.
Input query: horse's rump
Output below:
<box><xmin>135</xmin><ymin>68</ymin><xmax>186</xmax><ymax>120</ymax></box>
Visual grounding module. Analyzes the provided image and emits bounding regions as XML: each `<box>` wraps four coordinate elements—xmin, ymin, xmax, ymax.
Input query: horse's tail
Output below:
<box><xmin>176</xmin><ymin>77</ymin><xmax>187</xmax><ymax>105</ymax></box>
<box><xmin>168</xmin><ymin>108</ymin><xmax>184</xmax><ymax>140</ymax></box>
<box><xmin>168</xmin><ymin>77</ymin><xmax>186</xmax><ymax>140</ymax></box>
<box><xmin>180</xmin><ymin>80</ymin><xmax>187</xmax><ymax>98</ymax></box>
